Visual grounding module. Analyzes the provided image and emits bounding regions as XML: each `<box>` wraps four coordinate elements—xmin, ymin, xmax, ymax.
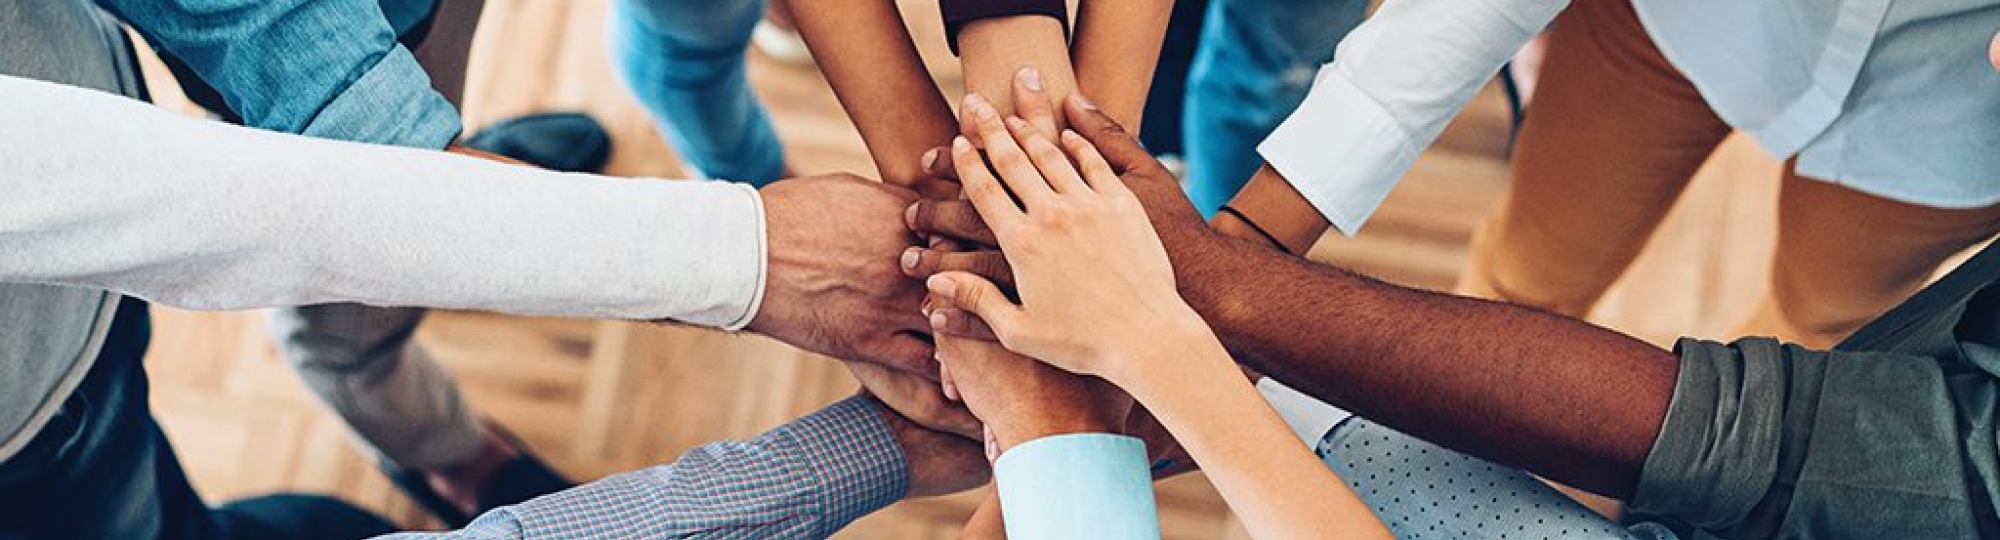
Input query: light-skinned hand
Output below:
<box><xmin>924</xmin><ymin>92</ymin><xmax>1213</xmax><ymax>380</ymax></box>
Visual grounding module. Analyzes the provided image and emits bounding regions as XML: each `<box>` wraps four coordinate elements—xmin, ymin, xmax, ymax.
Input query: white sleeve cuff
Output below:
<box><xmin>1256</xmin><ymin>377</ymin><xmax>1353</xmax><ymax>448</ymax></box>
<box><xmin>719</xmin><ymin>184</ymin><xmax>768</xmax><ymax>332</ymax></box>
<box><xmin>1256</xmin><ymin>65</ymin><xmax>1427</xmax><ymax>236</ymax></box>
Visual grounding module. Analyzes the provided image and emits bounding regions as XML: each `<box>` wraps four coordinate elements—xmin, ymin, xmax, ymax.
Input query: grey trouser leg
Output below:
<box><xmin>263</xmin><ymin>0</ymin><xmax>492</xmax><ymax>472</ymax></box>
<box><xmin>267</xmin><ymin>305</ymin><xmax>484</xmax><ymax>470</ymax></box>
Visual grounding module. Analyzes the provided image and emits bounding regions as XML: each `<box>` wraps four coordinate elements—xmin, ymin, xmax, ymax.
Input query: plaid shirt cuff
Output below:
<box><xmin>776</xmin><ymin>395</ymin><xmax>911</xmax><ymax>536</ymax></box>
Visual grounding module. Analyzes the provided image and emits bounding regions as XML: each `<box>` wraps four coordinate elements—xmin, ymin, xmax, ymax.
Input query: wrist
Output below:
<box><xmin>1098</xmin><ymin>306</ymin><xmax>1228</xmax><ymax>395</ymax></box>
<box><xmin>1222</xmin><ymin>165</ymin><xmax>1329</xmax><ymax>254</ymax></box>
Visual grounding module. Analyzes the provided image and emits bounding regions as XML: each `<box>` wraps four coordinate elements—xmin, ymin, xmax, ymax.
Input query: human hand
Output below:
<box><xmin>845</xmin><ymin>360</ymin><xmax>980</xmax><ymax>440</ymax></box>
<box><xmin>867</xmin><ymin>395</ymin><xmax>991</xmax><ymax>497</ymax></box>
<box><xmin>932</xmin><ymin>332</ymin><xmax>1130</xmax><ymax>454</ymax></box>
<box><xmin>753</xmin><ymin>174</ymin><xmax>936</xmax><ymax>375</ymax></box>
<box><xmin>906</xmin><ymin>89</ymin><xmax>1220</xmax><ymax>307</ymax></box>
<box><xmin>924</xmin><ymin>93</ymin><xmax>1212</xmax><ymax>378</ymax></box>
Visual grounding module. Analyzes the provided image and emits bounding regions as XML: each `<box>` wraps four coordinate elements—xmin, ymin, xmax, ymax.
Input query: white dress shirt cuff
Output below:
<box><xmin>1257</xmin><ymin>66</ymin><xmax>1425</xmax><ymax>236</ymax></box>
<box><xmin>1256</xmin><ymin>376</ymin><xmax>1353</xmax><ymax>448</ymax></box>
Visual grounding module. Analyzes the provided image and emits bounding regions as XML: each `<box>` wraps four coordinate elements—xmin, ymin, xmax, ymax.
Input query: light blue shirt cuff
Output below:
<box><xmin>994</xmin><ymin>433</ymin><xmax>1160</xmax><ymax>540</ymax></box>
<box><xmin>301</xmin><ymin>45</ymin><xmax>462</xmax><ymax>149</ymax></box>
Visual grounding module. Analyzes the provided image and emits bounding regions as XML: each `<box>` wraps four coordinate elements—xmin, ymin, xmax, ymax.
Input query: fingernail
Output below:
<box><xmin>902</xmin><ymin>247</ymin><xmax>921</xmax><ymax>271</ymax></box>
<box><xmin>952</xmin><ymin>136</ymin><xmax>974</xmax><ymax>155</ymax></box>
<box><xmin>905</xmin><ymin>202</ymin><xmax>920</xmax><ymax>229</ymax></box>
<box><xmin>964</xmin><ymin>94</ymin><xmax>997</xmax><ymax>121</ymax></box>
<box><xmin>1070</xmin><ymin>93</ymin><xmax>1098</xmax><ymax>111</ymax></box>
<box><xmin>1061</xmin><ymin>129</ymin><xmax>1082</xmax><ymax>144</ymax></box>
<box><xmin>926</xmin><ymin>274</ymin><xmax>957</xmax><ymax>297</ymax></box>
<box><xmin>1005</xmin><ymin>116</ymin><xmax>1030</xmax><ymax>131</ymax></box>
<box><xmin>921</xmin><ymin>148</ymin><xmax>939</xmax><ymax>172</ymax></box>
<box><xmin>1018</xmin><ymin>67</ymin><xmax>1044</xmax><ymax>92</ymax></box>
<box><xmin>929</xmin><ymin>310</ymin><xmax>947</xmax><ymax>329</ymax></box>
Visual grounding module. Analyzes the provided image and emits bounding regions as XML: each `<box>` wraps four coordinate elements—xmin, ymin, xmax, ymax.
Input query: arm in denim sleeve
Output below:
<box><xmin>95</xmin><ymin>0</ymin><xmax>461</xmax><ymax>148</ymax></box>
<box><xmin>370</xmin><ymin>396</ymin><xmax>910</xmax><ymax>540</ymax></box>
<box><xmin>993</xmin><ymin>433</ymin><xmax>1160</xmax><ymax>539</ymax></box>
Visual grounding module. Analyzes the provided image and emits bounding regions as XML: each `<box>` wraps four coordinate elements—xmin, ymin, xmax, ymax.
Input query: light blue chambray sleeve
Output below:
<box><xmin>371</xmin><ymin>396</ymin><xmax>910</xmax><ymax>540</ymax></box>
<box><xmin>94</xmin><ymin>0</ymin><xmax>461</xmax><ymax>148</ymax></box>
<box><xmin>993</xmin><ymin>433</ymin><xmax>1160</xmax><ymax>540</ymax></box>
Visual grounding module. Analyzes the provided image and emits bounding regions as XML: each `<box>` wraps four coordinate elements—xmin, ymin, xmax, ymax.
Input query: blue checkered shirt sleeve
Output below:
<box><xmin>374</xmin><ymin>396</ymin><xmax>909</xmax><ymax>540</ymax></box>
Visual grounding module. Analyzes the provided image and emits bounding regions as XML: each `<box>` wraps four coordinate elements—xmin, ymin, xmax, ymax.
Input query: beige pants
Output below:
<box><xmin>1459</xmin><ymin>0</ymin><xmax>2000</xmax><ymax>348</ymax></box>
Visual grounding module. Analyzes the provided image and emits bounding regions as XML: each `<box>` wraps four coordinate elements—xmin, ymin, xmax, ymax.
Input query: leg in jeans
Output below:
<box><xmin>0</xmin><ymin>300</ymin><xmax>225</xmax><ymax>540</ymax></box>
<box><xmin>1455</xmin><ymin>0</ymin><xmax>1730</xmax><ymax>317</ymax></box>
<box><xmin>1734</xmin><ymin>169</ymin><xmax>2000</xmax><ymax>348</ymax></box>
<box><xmin>0</xmin><ymin>299</ymin><xmax>393</xmax><ymax>540</ymax></box>
<box><xmin>610</xmin><ymin>0</ymin><xmax>786</xmax><ymax>185</ymax></box>
<box><xmin>1181</xmin><ymin>0</ymin><xmax>1366</xmax><ymax>216</ymax></box>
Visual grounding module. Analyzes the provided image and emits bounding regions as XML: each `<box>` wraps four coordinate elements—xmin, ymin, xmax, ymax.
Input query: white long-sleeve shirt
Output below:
<box><xmin>1262</xmin><ymin>0</ymin><xmax>2000</xmax><ymax>235</ymax></box>
<box><xmin>0</xmin><ymin>75</ymin><xmax>767</xmax><ymax>329</ymax></box>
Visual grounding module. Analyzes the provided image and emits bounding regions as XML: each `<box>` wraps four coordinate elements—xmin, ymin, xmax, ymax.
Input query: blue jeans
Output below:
<box><xmin>1181</xmin><ymin>0</ymin><xmax>1366</xmax><ymax>216</ymax></box>
<box><xmin>610</xmin><ymin>0</ymin><xmax>786</xmax><ymax>185</ymax></box>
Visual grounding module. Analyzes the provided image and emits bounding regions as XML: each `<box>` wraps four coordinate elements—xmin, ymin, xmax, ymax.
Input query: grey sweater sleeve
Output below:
<box><xmin>0</xmin><ymin>76</ymin><xmax>765</xmax><ymax>329</ymax></box>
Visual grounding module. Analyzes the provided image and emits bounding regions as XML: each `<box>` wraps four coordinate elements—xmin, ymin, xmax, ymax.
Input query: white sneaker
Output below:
<box><xmin>752</xmin><ymin>21</ymin><xmax>815</xmax><ymax>68</ymax></box>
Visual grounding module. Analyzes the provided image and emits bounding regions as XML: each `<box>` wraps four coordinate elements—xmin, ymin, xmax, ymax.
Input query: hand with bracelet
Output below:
<box><xmin>921</xmin><ymin>88</ymin><xmax>1396</xmax><ymax>540</ymax></box>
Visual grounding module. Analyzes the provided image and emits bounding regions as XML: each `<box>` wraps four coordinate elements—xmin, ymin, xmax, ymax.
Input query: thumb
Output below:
<box><xmin>1062</xmin><ymin>94</ymin><xmax>1159</xmax><ymax>175</ymax></box>
<box><xmin>926</xmin><ymin>272</ymin><xmax>1022</xmax><ymax>339</ymax></box>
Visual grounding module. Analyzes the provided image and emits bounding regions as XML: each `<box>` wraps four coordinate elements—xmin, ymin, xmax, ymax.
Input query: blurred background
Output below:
<box><xmin>131</xmin><ymin>0</ymin><xmax>1804</xmax><ymax>538</ymax></box>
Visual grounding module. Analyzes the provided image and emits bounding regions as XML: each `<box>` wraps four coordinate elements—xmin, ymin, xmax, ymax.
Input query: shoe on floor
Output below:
<box><xmin>215</xmin><ymin>493</ymin><xmax>396</xmax><ymax>540</ymax></box>
<box><xmin>462</xmin><ymin>112</ymin><xmax>613</xmax><ymax>174</ymax></box>
<box><xmin>752</xmin><ymin>21</ymin><xmax>815</xmax><ymax>68</ymax></box>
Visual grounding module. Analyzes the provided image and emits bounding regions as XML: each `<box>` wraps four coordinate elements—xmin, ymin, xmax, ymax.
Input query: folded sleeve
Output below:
<box><xmin>938</xmin><ymin>0</ymin><xmax>1069</xmax><ymax>54</ymax></box>
<box><xmin>1257</xmin><ymin>0</ymin><xmax>1567</xmax><ymax>235</ymax></box>
<box><xmin>994</xmin><ymin>433</ymin><xmax>1160</xmax><ymax>540</ymax></box>
<box><xmin>0</xmin><ymin>76</ymin><xmax>764</xmax><ymax>328</ymax></box>
<box><xmin>370</xmin><ymin>396</ymin><xmax>909</xmax><ymax>540</ymax></box>
<box><xmin>1633</xmin><ymin>337</ymin><xmax>1988</xmax><ymax>539</ymax></box>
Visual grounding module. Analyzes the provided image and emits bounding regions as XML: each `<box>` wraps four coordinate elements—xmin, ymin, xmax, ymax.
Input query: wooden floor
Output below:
<box><xmin>133</xmin><ymin>1</ymin><xmax>1806</xmax><ymax>538</ymax></box>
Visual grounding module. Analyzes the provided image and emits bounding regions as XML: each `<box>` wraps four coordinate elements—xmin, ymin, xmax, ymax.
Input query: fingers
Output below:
<box><xmin>905</xmin><ymin>199</ymin><xmax>998</xmax><ymax>245</ymax></box>
<box><xmin>928</xmin><ymin>307</ymin><xmax>1000</xmax><ymax>341</ymax></box>
<box><xmin>1006</xmin><ymin>117</ymin><xmax>1090</xmax><ymax>194</ymax></box>
<box><xmin>908</xmin><ymin>147</ymin><xmax>963</xmax><ymax>200</ymax></box>
<box><xmin>1059</xmin><ymin>129</ymin><xmax>1127</xmax><ymax>195</ymax></box>
<box><xmin>1062</xmin><ymin>94</ymin><xmax>1159</xmax><ymax>176</ymax></box>
<box><xmin>951</xmin><ymin>136</ymin><xmax>1026</xmax><ymax>234</ymax></box>
<box><xmin>1012</xmin><ymin>68</ymin><xmax>1060</xmax><ymax>138</ymax></box>
<box><xmin>962</xmin><ymin>94</ymin><xmax>1055</xmax><ymax>206</ymax></box>
<box><xmin>874</xmin><ymin>331</ymin><xmax>941</xmax><ymax>380</ymax></box>
<box><xmin>940</xmin><ymin>360</ymin><xmax>959</xmax><ymax>401</ymax></box>
<box><xmin>902</xmin><ymin>247</ymin><xmax>1015</xmax><ymax>290</ymax></box>
<box><xmin>926</xmin><ymin>271</ymin><xmax>1022</xmax><ymax>339</ymax></box>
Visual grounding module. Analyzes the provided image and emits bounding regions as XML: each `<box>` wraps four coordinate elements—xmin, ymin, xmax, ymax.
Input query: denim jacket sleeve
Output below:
<box><xmin>96</xmin><ymin>0</ymin><xmax>461</xmax><ymax>148</ymax></box>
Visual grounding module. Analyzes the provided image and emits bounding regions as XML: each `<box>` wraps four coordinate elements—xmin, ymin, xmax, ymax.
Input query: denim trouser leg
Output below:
<box><xmin>0</xmin><ymin>299</ymin><xmax>227</xmax><ymax>540</ymax></box>
<box><xmin>1182</xmin><ymin>0</ymin><xmax>1366</xmax><ymax>216</ymax></box>
<box><xmin>610</xmin><ymin>0</ymin><xmax>785</xmax><ymax>185</ymax></box>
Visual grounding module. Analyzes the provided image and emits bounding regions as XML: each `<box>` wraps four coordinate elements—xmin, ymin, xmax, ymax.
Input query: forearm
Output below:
<box><xmin>958</xmin><ymin>15</ymin><xmax>1079</xmax><ymax>127</ymax></box>
<box><xmin>785</xmin><ymin>0</ymin><xmax>957</xmax><ymax>186</ymax></box>
<box><xmin>0</xmin><ymin>77</ymin><xmax>763</xmax><ymax>328</ymax></box>
<box><xmin>1176</xmin><ymin>234</ymin><xmax>1677</xmax><ymax>499</ymax></box>
<box><xmin>1123</xmin><ymin>336</ymin><xmax>1387</xmax><ymax>540</ymax></box>
<box><xmin>1070</xmin><ymin>0</ymin><xmax>1173</xmax><ymax>129</ymax></box>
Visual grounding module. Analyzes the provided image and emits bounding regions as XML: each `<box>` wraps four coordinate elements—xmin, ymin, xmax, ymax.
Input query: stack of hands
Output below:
<box><xmin>738</xmin><ymin>67</ymin><xmax>1226</xmax><ymax>491</ymax></box>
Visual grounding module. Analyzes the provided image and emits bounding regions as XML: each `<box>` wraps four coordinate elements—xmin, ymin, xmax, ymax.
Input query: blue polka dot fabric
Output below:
<box><xmin>1316</xmin><ymin>418</ymin><xmax>1677</xmax><ymax>540</ymax></box>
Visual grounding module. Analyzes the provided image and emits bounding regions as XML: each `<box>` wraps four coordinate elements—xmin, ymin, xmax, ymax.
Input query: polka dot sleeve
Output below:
<box><xmin>1316</xmin><ymin>417</ymin><xmax>1679</xmax><ymax>540</ymax></box>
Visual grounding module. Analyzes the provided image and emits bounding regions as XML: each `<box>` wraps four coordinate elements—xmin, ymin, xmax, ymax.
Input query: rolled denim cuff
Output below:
<box><xmin>301</xmin><ymin>45</ymin><xmax>461</xmax><ymax>149</ymax></box>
